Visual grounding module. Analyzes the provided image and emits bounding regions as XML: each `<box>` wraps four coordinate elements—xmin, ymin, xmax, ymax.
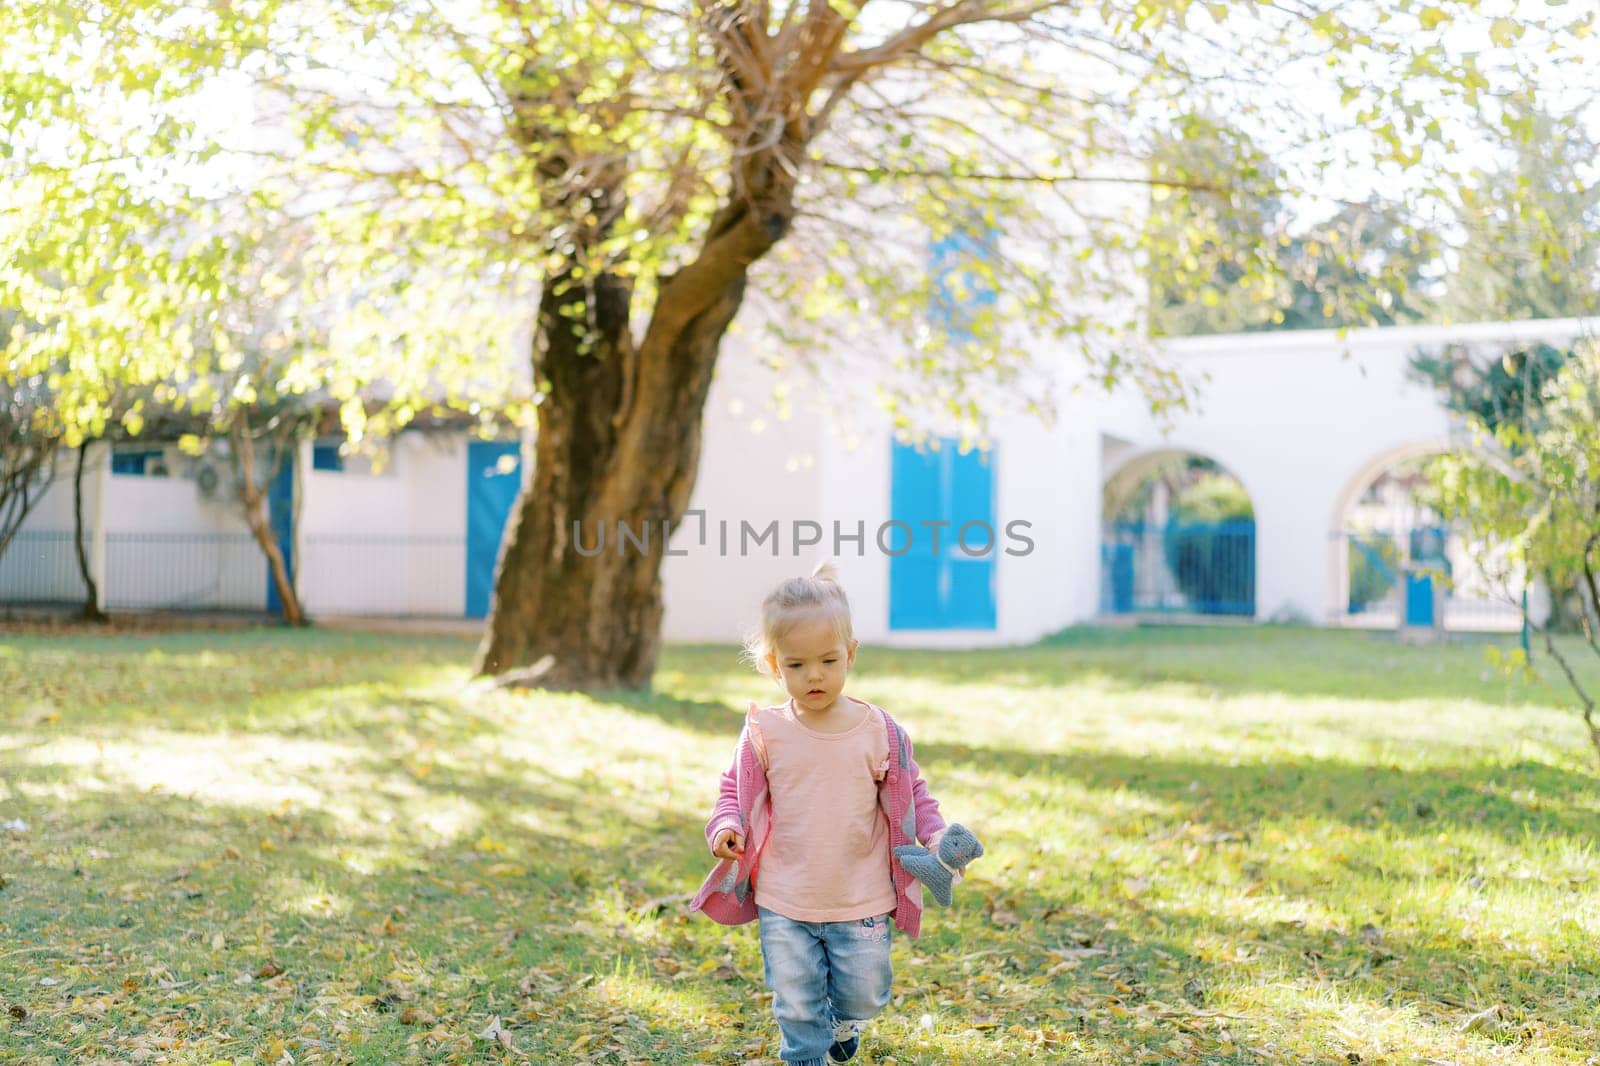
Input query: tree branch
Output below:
<box><xmin>820</xmin><ymin>160</ymin><xmax>1227</xmax><ymax>194</ymax></box>
<box><xmin>829</xmin><ymin>1</ymin><xmax>1057</xmax><ymax>75</ymax></box>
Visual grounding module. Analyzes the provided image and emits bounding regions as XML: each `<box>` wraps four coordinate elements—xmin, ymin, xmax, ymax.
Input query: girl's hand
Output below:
<box><xmin>711</xmin><ymin>829</ymin><xmax>746</xmax><ymax>861</ymax></box>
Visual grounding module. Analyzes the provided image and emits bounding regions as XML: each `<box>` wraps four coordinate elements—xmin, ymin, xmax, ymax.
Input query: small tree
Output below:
<box><xmin>177</xmin><ymin>356</ymin><xmax>325</xmax><ymax>628</ymax></box>
<box><xmin>1424</xmin><ymin>339</ymin><xmax>1600</xmax><ymax>767</ymax></box>
<box><xmin>0</xmin><ymin>381</ymin><xmax>62</xmax><ymax>563</ymax></box>
<box><xmin>219</xmin><ymin>406</ymin><xmax>315</xmax><ymax>626</ymax></box>
<box><xmin>1411</xmin><ymin>341</ymin><xmax>1582</xmax><ymax>628</ymax></box>
<box><xmin>1348</xmin><ymin>534</ymin><xmax>1402</xmax><ymax>613</ymax></box>
<box><xmin>70</xmin><ymin>441</ymin><xmax>107</xmax><ymax>621</ymax></box>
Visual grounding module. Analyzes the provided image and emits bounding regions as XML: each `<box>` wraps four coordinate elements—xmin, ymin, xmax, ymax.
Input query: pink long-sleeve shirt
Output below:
<box><xmin>689</xmin><ymin>699</ymin><xmax>948</xmax><ymax>938</ymax></box>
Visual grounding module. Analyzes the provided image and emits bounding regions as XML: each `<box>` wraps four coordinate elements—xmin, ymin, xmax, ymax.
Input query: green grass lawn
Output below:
<box><xmin>2</xmin><ymin>624</ymin><xmax>1599</xmax><ymax>1065</ymax></box>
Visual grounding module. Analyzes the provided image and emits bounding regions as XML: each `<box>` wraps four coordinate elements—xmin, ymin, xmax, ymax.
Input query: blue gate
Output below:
<box><xmin>1101</xmin><ymin>541</ymin><xmax>1135</xmax><ymax>613</ymax></box>
<box><xmin>465</xmin><ymin>441</ymin><xmax>523</xmax><ymax>620</ymax></box>
<box><xmin>1102</xmin><ymin>521</ymin><xmax>1255</xmax><ymax>617</ymax></box>
<box><xmin>889</xmin><ymin>438</ymin><xmax>996</xmax><ymax>630</ymax></box>
<box><xmin>1404</xmin><ymin>525</ymin><xmax>1450</xmax><ymax>627</ymax></box>
<box><xmin>265</xmin><ymin>457</ymin><xmax>295</xmax><ymax>616</ymax></box>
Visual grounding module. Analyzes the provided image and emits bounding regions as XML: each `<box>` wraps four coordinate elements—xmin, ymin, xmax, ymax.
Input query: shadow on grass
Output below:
<box><xmin>909</xmin><ymin>627</ymin><xmax>1575</xmax><ymax>705</ymax></box>
<box><xmin>8</xmin><ymin>626</ymin><xmax>1598</xmax><ymax>1063</ymax></box>
<box><xmin>896</xmin><ymin>875</ymin><xmax>1597</xmax><ymax>1063</ymax></box>
<box><xmin>8</xmin><ymin>751</ymin><xmax>1594</xmax><ymax>1063</ymax></box>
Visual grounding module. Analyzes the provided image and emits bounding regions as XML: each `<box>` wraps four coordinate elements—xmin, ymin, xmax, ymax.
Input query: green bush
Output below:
<box><xmin>1347</xmin><ymin>534</ymin><xmax>1401</xmax><ymax>611</ymax></box>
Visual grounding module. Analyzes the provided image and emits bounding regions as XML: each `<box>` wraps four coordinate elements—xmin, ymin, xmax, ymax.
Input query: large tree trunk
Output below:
<box><xmin>475</xmin><ymin>181</ymin><xmax>792</xmax><ymax>689</ymax></box>
<box><xmin>474</xmin><ymin>262</ymin><xmax>751</xmax><ymax>689</ymax></box>
<box><xmin>481</xmin><ymin>19</ymin><xmax>810</xmax><ymax>688</ymax></box>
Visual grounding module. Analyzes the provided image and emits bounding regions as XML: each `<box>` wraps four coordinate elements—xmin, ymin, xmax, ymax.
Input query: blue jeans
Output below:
<box><xmin>756</xmin><ymin>906</ymin><xmax>893</xmax><ymax>1066</ymax></box>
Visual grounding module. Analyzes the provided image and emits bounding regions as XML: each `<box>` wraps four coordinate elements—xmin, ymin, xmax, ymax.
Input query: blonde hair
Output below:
<box><xmin>740</xmin><ymin>559</ymin><xmax>856</xmax><ymax>681</ymax></box>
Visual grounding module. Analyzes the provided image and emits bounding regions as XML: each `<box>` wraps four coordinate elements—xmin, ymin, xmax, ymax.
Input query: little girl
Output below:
<box><xmin>689</xmin><ymin>559</ymin><xmax>954</xmax><ymax>1066</ymax></box>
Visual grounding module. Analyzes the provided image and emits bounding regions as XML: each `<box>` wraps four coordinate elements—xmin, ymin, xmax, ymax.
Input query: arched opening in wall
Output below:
<box><xmin>1101</xmin><ymin>451</ymin><xmax>1256</xmax><ymax>618</ymax></box>
<box><xmin>1330</xmin><ymin>446</ymin><xmax>1523</xmax><ymax>632</ymax></box>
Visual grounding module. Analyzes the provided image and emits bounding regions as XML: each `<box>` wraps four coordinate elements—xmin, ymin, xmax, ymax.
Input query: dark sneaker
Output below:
<box><xmin>827</xmin><ymin>1020</ymin><xmax>862</xmax><ymax>1063</ymax></box>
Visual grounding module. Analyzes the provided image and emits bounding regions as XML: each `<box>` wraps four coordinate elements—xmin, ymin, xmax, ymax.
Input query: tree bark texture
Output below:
<box><xmin>476</xmin><ymin>182</ymin><xmax>797</xmax><ymax>688</ymax></box>
<box><xmin>477</xmin><ymin>5</ymin><xmax>842</xmax><ymax>688</ymax></box>
<box><xmin>474</xmin><ymin>257</ymin><xmax>755</xmax><ymax>688</ymax></box>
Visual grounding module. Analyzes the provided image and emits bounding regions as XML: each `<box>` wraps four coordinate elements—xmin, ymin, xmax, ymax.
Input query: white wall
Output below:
<box><xmin>5</xmin><ymin>432</ymin><xmax>477</xmax><ymax>617</ymax></box>
<box><xmin>659</xmin><ymin>333</ymin><xmax>1106</xmax><ymax>649</ymax></box>
<box><xmin>101</xmin><ymin>451</ymin><xmax>268</xmax><ymax>610</ymax></box>
<box><xmin>10</xmin><ymin>317</ymin><xmax>1587</xmax><ymax>637</ymax></box>
<box><xmin>299</xmin><ymin>431</ymin><xmax>473</xmax><ymax>618</ymax></box>
<box><xmin>3</xmin><ymin>444</ymin><xmax>270</xmax><ymax>611</ymax></box>
<box><xmin>659</xmin><ymin>346</ymin><xmax>827</xmax><ymax>644</ymax></box>
<box><xmin>1106</xmin><ymin>317</ymin><xmax>1594</xmax><ymax>623</ymax></box>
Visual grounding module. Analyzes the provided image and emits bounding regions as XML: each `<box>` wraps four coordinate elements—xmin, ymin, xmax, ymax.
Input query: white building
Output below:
<box><xmin>4</xmin><ymin>316</ymin><xmax>1590</xmax><ymax>639</ymax></box>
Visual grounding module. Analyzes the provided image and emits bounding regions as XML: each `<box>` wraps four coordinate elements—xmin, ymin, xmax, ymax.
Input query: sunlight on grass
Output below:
<box><xmin>279</xmin><ymin>882</ymin><xmax>355</xmax><ymax>919</ymax></box>
<box><xmin>16</xmin><ymin>732</ymin><xmax>360</xmax><ymax>806</ymax></box>
<box><xmin>582</xmin><ymin>970</ymin><xmax>740</xmax><ymax>1036</ymax></box>
<box><xmin>1232</xmin><ymin>978</ymin><xmax>1579</xmax><ymax>1064</ymax></box>
<box><xmin>4</xmin><ymin>624</ymin><xmax>1599</xmax><ymax>1064</ymax></box>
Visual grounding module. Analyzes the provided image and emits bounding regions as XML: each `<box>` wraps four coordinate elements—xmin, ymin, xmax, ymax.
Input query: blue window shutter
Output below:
<box><xmin>265</xmin><ymin>457</ymin><xmax>295</xmax><ymax>615</ymax></box>
<box><xmin>109</xmin><ymin>451</ymin><xmax>148</xmax><ymax>473</ymax></box>
<box><xmin>889</xmin><ymin>441</ymin><xmax>943</xmax><ymax>630</ymax></box>
<box><xmin>111</xmin><ymin>451</ymin><xmax>158</xmax><ymax>476</ymax></box>
<box><xmin>893</xmin><ymin>222</ymin><xmax>1001</xmax><ymax>631</ymax></box>
<box><xmin>312</xmin><ymin>444</ymin><xmax>343</xmax><ymax>472</ymax></box>
<box><xmin>928</xmin><ymin>226</ymin><xmax>998</xmax><ymax>342</ymax></box>
<box><xmin>890</xmin><ymin>438</ymin><xmax>997</xmax><ymax>631</ymax></box>
<box><xmin>945</xmin><ymin>446</ymin><xmax>997</xmax><ymax>628</ymax></box>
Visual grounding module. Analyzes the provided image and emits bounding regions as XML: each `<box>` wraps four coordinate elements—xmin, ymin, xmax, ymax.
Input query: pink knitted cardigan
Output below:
<box><xmin>689</xmin><ymin>701</ymin><xmax>947</xmax><ymax>938</ymax></box>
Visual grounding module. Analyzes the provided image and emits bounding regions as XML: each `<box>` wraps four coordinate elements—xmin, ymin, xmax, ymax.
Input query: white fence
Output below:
<box><xmin>103</xmin><ymin>533</ymin><xmax>266</xmax><ymax>611</ymax></box>
<box><xmin>0</xmin><ymin>532</ymin><xmax>89</xmax><ymax>604</ymax></box>
<box><xmin>299</xmin><ymin>535</ymin><xmax>466</xmax><ymax>617</ymax></box>
<box><xmin>1</xmin><ymin>529</ymin><xmax>469</xmax><ymax>617</ymax></box>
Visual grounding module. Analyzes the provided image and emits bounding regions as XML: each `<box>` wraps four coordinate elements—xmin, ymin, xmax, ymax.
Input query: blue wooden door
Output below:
<box><xmin>265</xmin><ymin>456</ymin><xmax>294</xmax><ymax>616</ymax></box>
<box><xmin>1404</xmin><ymin>525</ymin><xmax>1448</xmax><ymax>627</ymax></box>
<box><xmin>889</xmin><ymin>438</ymin><xmax>996</xmax><ymax>630</ymax></box>
<box><xmin>465</xmin><ymin>441</ymin><xmax>523</xmax><ymax>619</ymax></box>
<box><xmin>1105</xmin><ymin>542</ymin><xmax>1135</xmax><ymax>613</ymax></box>
<box><xmin>1405</xmin><ymin>572</ymin><xmax>1435</xmax><ymax>626</ymax></box>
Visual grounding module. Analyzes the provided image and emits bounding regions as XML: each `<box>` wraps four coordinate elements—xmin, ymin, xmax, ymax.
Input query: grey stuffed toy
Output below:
<box><xmin>894</xmin><ymin>823</ymin><xmax>984</xmax><ymax>906</ymax></box>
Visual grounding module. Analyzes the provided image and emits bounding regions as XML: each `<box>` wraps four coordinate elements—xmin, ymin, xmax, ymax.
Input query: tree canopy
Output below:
<box><xmin>1442</xmin><ymin>98</ymin><xmax>1600</xmax><ymax>323</ymax></box>
<box><xmin>7</xmin><ymin>0</ymin><xmax>1598</xmax><ymax>685</ymax></box>
<box><xmin>8</xmin><ymin>1</ymin><xmax>1596</xmax><ymax>437</ymax></box>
